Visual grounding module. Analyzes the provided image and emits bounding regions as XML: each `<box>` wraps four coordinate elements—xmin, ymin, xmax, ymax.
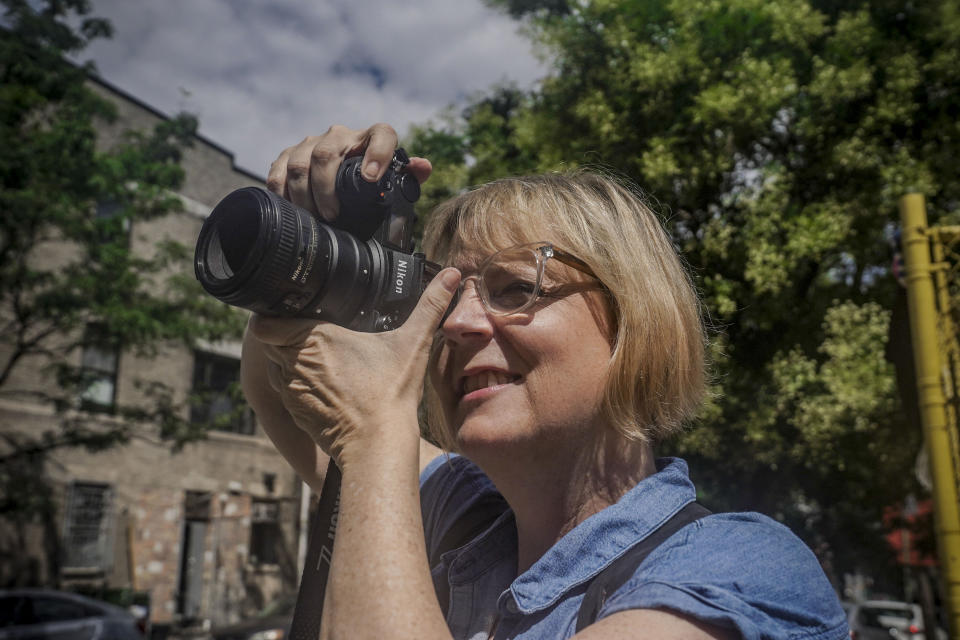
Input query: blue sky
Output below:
<box><xmin>80</xmin><ymin>0</ymin><xmax>547</xmax><ymax>176</ymax></box>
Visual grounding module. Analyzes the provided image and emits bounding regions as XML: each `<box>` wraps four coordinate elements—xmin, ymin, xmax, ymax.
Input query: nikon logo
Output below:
<box><xmin>394</xmin><ymin>259</ymin><xmax>408</xmax><ymax>294</ymax></box>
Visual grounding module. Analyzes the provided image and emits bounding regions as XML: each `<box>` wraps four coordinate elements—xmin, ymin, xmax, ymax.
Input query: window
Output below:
<box><xmin>184</xmin><ymin>491</ymin><xmax>212</xmax><ymax>521</ymax></box>
<box><xmin>77</xmin><ymin>325</ymin><xmax>118</xmax><ymax>411</ymax></box>
<box><xmin>191</xmin><ymin>351</ymin><xmax>254</xmax><ymax>435</ymax></box>
<box><xmin>79</xmin><ymin>342</ymin><xmax>118</xmax><ymax>411</ymax></box>
<box><xmin>63</xmin><ymin>483</ymin><xmax>113</xmax><ymax>570</ymax></box>
<box><xmin>249</xmin><ymin>499</ymin><xmax>281</xmax><ymax>565</ymax></box>
<box><xmin>96</xmin><ymin>199</ymin><xmax>123</xmax><ymax>221</ymax></box>
<box><xmin>95</xmin><ymin>199</ymin><xmax>131</xmax><ymax>243</ymax></box>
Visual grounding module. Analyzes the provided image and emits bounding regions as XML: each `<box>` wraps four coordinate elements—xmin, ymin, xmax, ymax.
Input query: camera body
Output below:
<box><xmin>194</xmin><ymin>149</ymin><xmax>441</xmax><ymax>332</ymax></box>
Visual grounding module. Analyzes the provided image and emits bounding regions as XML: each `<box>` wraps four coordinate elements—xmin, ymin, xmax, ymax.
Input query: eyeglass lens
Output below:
<box><xmin>480</xmin><ymin>246</ymin><xmax>543</xmax><ymax>314</ymax></box>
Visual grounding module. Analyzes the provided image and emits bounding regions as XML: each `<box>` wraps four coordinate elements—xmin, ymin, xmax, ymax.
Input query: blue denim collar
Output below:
<box><xmin>443</xmin><ymin>458</ymin><xmax>696</xmax><ymax>614</ymax></box>
<box><xmin>511</xmin><ymin>458</ymin><xmax>696</xmax><ymax>612</ymax></box>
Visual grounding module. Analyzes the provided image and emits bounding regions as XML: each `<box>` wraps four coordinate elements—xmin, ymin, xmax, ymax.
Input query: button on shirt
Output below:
<box><xmin>420</xmin><ymin>456</ymin><xmax>849</xmax><ymax>640</ymax></box>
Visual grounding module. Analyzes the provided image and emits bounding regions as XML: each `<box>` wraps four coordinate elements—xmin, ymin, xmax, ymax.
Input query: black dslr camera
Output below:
<box><xmin>194</xmin><ymin>149</ymin><xmax>441</xmax><ymax>332</ymax></box>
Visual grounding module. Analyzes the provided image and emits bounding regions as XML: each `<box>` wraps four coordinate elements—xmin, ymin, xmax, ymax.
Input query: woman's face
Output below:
<box><xmin>429</xmin><ymin>242</ymin><xmax>614</xmax><ymax>463</ymax></box>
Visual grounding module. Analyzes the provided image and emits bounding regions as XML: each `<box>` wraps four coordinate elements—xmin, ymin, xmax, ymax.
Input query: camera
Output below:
<box><xmin>193</xmin><ymin>148</ymin><xmax>441</xmax><ymax>332</ymax></box>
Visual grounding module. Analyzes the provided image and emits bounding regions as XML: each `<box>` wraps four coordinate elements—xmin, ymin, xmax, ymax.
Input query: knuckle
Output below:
<box><xmin>310</xmin><ymin>145</ymin><xmax>339</xmax><ymax>166</ymax></box>
<box><xmin>369</xmin><ymin>122</ymin><xmax>397</xmax><ymax>139</ymax></box>
<box><xmin>265</xmin><ymin>175</ymin><xmax>285</xmax><ymax>193</ymax></box>
<box><xmin>286</xmin><ymin>161</ymin><xmax>310</xmax><ymax>182</ymax></box>
<box><xmin>429</xmin><ymin>297</ymin><xmax>450</xmax><ymax>317</ymax></box>
<box><xmin>325</xmin><ymin>124</ymin><xmax>351</xmax><ymax>137</ymax></box>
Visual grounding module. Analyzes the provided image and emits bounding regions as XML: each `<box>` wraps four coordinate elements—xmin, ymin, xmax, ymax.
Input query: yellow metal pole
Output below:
<box><xmin>899</xmin><ymin>193</ymin><xmax>960</xmax><ymax>638</ymax></box>
<box><xmin>929</xmin><ymin>232</ymin><xmax>960</xmax><ymax>492</ymax></box>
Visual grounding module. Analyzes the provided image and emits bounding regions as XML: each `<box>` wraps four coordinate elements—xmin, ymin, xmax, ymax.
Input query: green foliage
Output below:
<box><xmin>408</xmin><ymin>0</ymin><xmax>958</xmax><ymax>578</ymax></box>
<box><xmin>0</xmin><ymin>0</ymin><xmax>246</xmax><ymax>458</ymax></box>
<box><xmin>483</xmin><ymin>0</ymin><xmax>571</xmax><ymax>18</ymax></box>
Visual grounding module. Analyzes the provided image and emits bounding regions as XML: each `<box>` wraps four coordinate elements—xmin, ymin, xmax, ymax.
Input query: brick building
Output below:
<box><xmin>0</xmin><ymin>76</ymin><xmax>309</xmax><ymax>634</ymax></box>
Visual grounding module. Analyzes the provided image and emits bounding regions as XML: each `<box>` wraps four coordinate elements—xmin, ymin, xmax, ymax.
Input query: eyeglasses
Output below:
<box><xmin>452</xmin><ymin>242</ymin><xmax>600</xmax><ymax>316</ymax></box>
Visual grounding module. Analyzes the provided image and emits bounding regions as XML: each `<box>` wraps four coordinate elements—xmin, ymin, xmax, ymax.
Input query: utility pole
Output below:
<box><xmin>899</xmin><ymin>193</ymin><xmax>960</xmax><ymax>638</ymax></box>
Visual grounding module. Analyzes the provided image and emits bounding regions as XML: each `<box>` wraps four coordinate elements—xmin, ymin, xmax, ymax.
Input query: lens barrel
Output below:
<box><xmin>194</xmin><ymin>187</ymin><xmax>394</xmax><ymax>328</ymax></box>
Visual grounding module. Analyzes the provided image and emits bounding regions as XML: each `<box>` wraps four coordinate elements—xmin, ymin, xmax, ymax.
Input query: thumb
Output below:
<box><xmin>399</xmin><ymin>267</ymin><xmax>460</xmax><ymax>338</ymax></box>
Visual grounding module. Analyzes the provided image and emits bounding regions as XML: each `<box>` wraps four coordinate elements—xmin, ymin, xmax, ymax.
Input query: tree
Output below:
<box><xmin>0</xmin><ymin>0</ymin><xmax>245</xmax><ymax>582</ymax></box>
<box><xmin>407</xmin><ymin>0</ymin><xmax>960</xmax><ymax>583</ymax></box>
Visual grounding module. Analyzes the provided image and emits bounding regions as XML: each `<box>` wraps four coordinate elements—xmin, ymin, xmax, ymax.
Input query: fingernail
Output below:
<box><xmin>440</xmin><ymin>268</ymin><xmax>460</xmax><ymax>292</ymax></box>
<box><xmin>363</xmin><ymin>161</ymin><xmax>380</xmax><ymax>181</ymax></box>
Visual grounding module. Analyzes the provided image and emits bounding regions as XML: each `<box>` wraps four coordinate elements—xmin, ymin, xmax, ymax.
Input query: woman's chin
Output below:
<box><xmin>454</xmin><ymin>416</ymin><xmax>536</xmax><ymax>458</ymax></box>
<box><xmin>456</xmin><ymin>422</ymin><xmax>511</xmax><ymax>448</ymax></box>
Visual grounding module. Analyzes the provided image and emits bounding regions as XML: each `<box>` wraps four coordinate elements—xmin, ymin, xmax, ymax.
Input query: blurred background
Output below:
<box><xmin>2</xmin><ymin>1</ymin><xmax>958</xmax><ymax>639</ymax></box>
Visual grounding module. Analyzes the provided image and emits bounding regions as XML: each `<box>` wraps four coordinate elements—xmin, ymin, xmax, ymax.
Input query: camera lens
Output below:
<box><xmin>199</xmin><ymin>203</ymin><xmax>260</xmax><ymax>281</ymax></box>
<box><xmin>220</xmin><ymin>206</ymin><xmax>259</xmax><ymax>275</ymax></box>
<box><xmin>195</xmin><ymin>187</ymin><xmax>386</xmax><ymax>323</ymax></box>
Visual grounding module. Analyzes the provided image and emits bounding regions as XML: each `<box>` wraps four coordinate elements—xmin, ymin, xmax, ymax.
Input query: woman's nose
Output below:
<box><xmin>441</xmin><ymin>278</ymin><xmax>494</xmax><ymax>343</ymax></box>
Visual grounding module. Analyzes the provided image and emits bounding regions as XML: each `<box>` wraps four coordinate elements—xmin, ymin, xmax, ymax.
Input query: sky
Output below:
<box><xmin>79</xmin><ymin>0</ymin><xmax>548</xmax><ymax>177</ymax></box>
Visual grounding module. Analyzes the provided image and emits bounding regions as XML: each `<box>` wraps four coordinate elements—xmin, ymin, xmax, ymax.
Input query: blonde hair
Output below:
<box><xmin>423</xmin><ymin>169</ymin><xmax>706</xmax><ymax>449</ymax></box>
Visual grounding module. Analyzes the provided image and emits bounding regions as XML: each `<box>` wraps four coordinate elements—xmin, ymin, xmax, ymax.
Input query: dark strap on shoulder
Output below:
<box><xmin>575</xmin><ymin>501</ymin><xmax>712</xmax><ymax>632</ymax></box>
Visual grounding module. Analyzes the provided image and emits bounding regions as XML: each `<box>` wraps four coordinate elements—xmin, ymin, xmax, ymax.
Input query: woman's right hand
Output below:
<box><xmin>265</xmin><ymin>123</ymin><xmax>432</xmax><ymax>220</ymax></box>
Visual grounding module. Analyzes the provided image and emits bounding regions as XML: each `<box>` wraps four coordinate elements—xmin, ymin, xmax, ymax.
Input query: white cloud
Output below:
<box><xmin>80</xmin><ymin>0</ymin><xmax>547</xmax><ymax>176</ymax></box>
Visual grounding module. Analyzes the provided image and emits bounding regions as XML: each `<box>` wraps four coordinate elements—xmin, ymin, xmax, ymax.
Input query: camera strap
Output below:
<box><xmin>574</xmin><ymin>501</ymin><xmax>711</xmax><ymax>631</ymax></box>
<box><xmin>288</xmin><ymin>461</ymin><xmax>342</xmax><ymax>640</ymax></box>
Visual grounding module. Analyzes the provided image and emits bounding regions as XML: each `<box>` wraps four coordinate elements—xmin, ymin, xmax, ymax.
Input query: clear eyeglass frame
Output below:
<box><xmin>453</xmin><ymin>242</ymin><xmax>600</xmax><ymax>316</ymax></box>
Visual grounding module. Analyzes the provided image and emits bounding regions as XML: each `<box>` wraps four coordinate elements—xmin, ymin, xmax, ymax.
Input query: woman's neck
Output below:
<box><xmin>474</xmin><ymin>433</ymin><xmax>658</xmax><ymax>574</ymax></box>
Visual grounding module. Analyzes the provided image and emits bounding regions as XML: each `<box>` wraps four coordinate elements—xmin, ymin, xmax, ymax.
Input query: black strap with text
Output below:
<box><xmin>288</xmin><ymin>461</ymin><xmax>341</xmax><ymax>640</ymax></box>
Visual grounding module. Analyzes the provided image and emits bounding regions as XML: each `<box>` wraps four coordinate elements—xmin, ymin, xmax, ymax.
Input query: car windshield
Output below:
<box><xmin>859</xmin><ymin>606</ymin><xmax>914</xmax><ymax>628</ymax></box>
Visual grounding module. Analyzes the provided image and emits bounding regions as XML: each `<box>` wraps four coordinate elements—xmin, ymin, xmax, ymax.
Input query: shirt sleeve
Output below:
<box><xmin>419</xmin><ymin>454</ymin><xmax>508</xmax><ymax>562</ymax></box>
<box><xmin>598</xmin><ymin>513</ymin><xmax>850</xmax><ymax>640</ymax></box>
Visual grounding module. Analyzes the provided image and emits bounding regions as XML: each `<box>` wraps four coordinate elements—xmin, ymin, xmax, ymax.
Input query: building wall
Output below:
<box><xmin>88</xmin><ymin>79</ymin><xmax>266</xmax><ymax>206</ymax></box>
<box><xmin>0</xmin><ymin>76</ymin><xmax>311</xmax><ymax>631</ymax></box>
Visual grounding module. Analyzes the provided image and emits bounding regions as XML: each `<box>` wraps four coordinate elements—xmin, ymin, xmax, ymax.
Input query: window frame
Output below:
<box><xmin>78</xmin><ymin>326</ymin><xmax>120</xmax><ymax>413</ymax></box>
<box><xmin>190</xmin><ymin>350</ymin><xmax>255</xmax><ymax>435</ymax></box>
<box><xmin>62</xmin><ymin>482</ymin><xmax>114</xmax><ymax>572</ymax></box>
<box><xmin>249</xmin><ymin>498</ymin><xmax>282</xmax><ymax>566</ymax></box>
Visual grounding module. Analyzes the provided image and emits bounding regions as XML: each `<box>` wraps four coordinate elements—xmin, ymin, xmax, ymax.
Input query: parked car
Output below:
<box><xmin>0</xmin><ymin>588</ymin><xmax>145</xmax><ymax>639</ymax></box>
<box><xmin>208</xmin><ymin>594</ymin><xmax>296</xmax><ymax>640</ymax></box>
<box><xmin>844</xmin><ymin>599</ymin><xmax>947</xmax><ymax>640</ymax></box>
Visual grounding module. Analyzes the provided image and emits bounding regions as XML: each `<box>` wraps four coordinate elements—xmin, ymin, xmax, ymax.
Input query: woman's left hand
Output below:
<box><xmin>243</xmin><ymin>267</ymin><xmax>460</xmax><ymax>467</ymax></box>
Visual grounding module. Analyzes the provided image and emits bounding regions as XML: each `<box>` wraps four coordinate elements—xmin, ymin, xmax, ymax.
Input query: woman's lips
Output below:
<box><xmin>458</xmin><ymin>370</ymin><xmax>521</xmax><ymax>401</ymax></box>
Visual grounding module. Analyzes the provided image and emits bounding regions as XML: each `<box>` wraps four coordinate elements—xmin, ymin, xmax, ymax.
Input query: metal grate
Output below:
<box><xmin>64</xmin><ymin>482</ymin><xmax>113</xmax><ymax>569</ymax></box>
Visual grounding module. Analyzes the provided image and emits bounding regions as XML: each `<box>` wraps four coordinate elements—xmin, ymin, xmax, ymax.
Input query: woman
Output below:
<box><xmin>241</xmin><ymin>124</ymin><xmax>849</xmax><ymax>639</ymax></box>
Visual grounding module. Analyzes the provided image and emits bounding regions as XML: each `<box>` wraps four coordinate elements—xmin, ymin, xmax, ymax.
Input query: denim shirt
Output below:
<box><xmin>420</xmin><ymin>456</ymin><xmax>849</xmax><ymax>640</ymax></box>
